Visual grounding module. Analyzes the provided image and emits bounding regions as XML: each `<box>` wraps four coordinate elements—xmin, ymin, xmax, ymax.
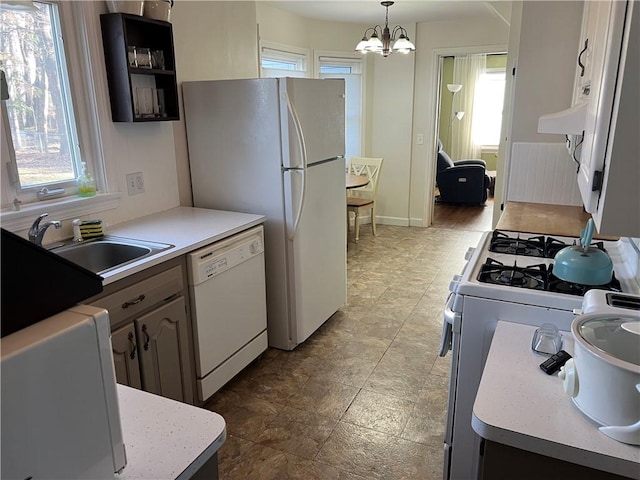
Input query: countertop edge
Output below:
<box><xmin>472</xmin><ymin>321</ymin><xmax>640</xmax><ymax>478</ymax></box>
<box><xmin>116</xmin><ymin>384</ymin><xmax>226</xmax><ymax>480</ymax></box>
<box><xmin>98</xmin><ymin>207</ymin><xmax>266</xmax><ymax>285</ymax></box>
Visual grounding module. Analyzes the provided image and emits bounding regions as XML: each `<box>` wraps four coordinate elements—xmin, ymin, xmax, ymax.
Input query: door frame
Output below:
<box><xmin>425</xmin><ymin>44</ymin><xmax>508</xmax><ymax>227</ymax></box>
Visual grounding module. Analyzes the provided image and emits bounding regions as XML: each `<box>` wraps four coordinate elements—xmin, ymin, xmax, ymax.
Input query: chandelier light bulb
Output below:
<box><xmin>355</xmin><ymin>37</ymin><xmax>369</xmax><ymax>53</ymax></box>
<box><xmin>354</xmin><ymin>1</ymin><xmax>415</xmax><ymax>57</ymax></box>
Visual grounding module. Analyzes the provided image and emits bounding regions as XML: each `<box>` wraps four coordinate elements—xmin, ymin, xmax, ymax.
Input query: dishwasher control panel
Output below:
<box><xmin>188</xmin><ymin>226</ymin><xmax>264</xmax><ymax>285</ymax></box>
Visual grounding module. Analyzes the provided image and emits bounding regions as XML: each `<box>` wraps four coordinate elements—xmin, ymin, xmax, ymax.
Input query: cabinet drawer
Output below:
<box><xmin>91</xmin><ymin>265</ymin><xmax>184</xmax><ymax>327</ymax></box>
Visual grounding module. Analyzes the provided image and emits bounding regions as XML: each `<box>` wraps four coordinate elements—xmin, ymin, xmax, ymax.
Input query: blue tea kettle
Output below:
<box><xmin>553</xmin><ymin>219</ymin><xmax>613</xmax><ymax>285</ymax></box>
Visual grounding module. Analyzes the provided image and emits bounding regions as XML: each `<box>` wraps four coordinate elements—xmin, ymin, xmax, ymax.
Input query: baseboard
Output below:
<box><xmin>350</xmin><ymin>215</ymin><xmax>419</xmax><ymax>228</ymax></box>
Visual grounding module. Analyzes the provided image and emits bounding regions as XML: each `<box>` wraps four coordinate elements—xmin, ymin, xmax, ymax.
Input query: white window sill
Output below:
<box><xmin>0</xmin><ymin>192</ymin><xmax>121</xmax><ymax>232</ymax></box>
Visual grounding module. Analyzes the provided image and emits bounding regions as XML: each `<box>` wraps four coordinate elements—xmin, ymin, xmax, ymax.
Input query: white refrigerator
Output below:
<box><xmin>182</xmin><ymin>77</ymin><xmax>347</xmax><ymax>350</ymax></box>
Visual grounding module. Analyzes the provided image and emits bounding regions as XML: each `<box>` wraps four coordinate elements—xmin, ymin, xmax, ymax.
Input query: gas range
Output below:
<box><xmin>454</xmin><ymin>230</ymin><xmax>640</xmax><ymax>311</ymax></box>
<box><xmin>440</xmin><ymin>230</ymin><xmax>640</xmax><ymax>480</ymax></box>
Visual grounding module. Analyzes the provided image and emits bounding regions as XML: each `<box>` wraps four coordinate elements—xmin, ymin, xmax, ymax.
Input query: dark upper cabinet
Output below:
<box><xmin>100</xmin><ymin>13</ymin><xmax>179</xmax><ymax>122</ymax></box>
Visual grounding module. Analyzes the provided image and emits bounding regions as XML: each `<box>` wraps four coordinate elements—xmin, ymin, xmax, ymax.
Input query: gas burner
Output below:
<box><xmin>478</xmin><ymin>258</ymin><xmax>546</xmax><ymax>290</ymax></box>
<box><xmin>498</xmin><ymin>270</ymin><xmax>527</xmax><ymax>285</ymax></box>
<box><xmin>545</xmin><ymin>236</ymin><xmax>574</xmax><ymax>258</ymax></box>
<box><xmin>547</xmin><ymin>265</ymin><xmax>623</xmax><ymax>296</ymax></box>
<box><xmin>489</xmin><ymin>231</ymin><xmax>546</xmax><ymax>257</ymax></box>
<box><xmin>545</xmin><ymin>236</ymin><xmax>608</xmax><ymax>259</ymax></box>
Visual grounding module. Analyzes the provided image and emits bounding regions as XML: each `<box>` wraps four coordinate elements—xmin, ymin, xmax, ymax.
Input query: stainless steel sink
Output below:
<box><xmin>50</xmin><ymin>236</ymin><xmax>174</xmax><ymax>275</ymax></box>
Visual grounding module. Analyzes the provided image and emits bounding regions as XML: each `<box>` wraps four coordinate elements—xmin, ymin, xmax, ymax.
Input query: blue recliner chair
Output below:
<box><xmin>436</xmin><ymin>140</ymin><xmax>490</xmax><ymax>205</ymax></box>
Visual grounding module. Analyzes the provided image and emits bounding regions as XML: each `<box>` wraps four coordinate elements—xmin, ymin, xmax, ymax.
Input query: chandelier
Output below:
<box><xmin>355</xmin><ymin>1</ymin><xmax>416</xmax><ymax>57</ymax></box>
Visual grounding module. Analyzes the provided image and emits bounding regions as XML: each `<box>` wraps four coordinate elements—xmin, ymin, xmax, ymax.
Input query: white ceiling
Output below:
<box><xmin>262</xmin><ymin>1</ymin><xmax>510</xmax><ymax>26</ymax></box>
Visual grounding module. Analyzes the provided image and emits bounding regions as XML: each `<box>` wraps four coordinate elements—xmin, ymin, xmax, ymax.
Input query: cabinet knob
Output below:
<box><xmin>142</xmin><ymin>324</ymin><xmax>150</xmax><ymax>351</ymax></box>
<box><xmin>127</xmin><ymin>331</ymin><xmax>137</xmax><ymax>360</ymax></box>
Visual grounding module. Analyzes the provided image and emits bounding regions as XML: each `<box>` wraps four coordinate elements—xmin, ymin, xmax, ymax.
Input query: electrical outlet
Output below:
<box><xmin>126</xmin><ymin>172</ymin><xmax>145</xmax><ymax>195</ymax></box>
<box><xmin>416</xmin><ymin>134</ymin><xmax>424</xmax><ymax>145</ymax></box>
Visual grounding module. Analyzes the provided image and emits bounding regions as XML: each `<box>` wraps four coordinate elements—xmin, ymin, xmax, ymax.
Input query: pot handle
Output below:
<box><xmin>581</xmin><ymin>218</ymin><xmax>595</xmax><ymax>250</ymax></box>
<box><xmin>598</xmin><ymin>385</ymin><xmax>640</xmax><ymax>445</ymax></box>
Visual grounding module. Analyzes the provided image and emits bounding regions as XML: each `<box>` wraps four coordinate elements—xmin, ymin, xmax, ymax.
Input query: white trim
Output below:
<box><xmin>259</xmin><ymin>40</ymin><xmax>310</xmax><ymax>77</ymax></box>
<box><xmin>0</xmin><ymin>192</ymin><xmax>121</xmax><ymax>232</ymax></box>
<box><xmin>314</xmin><ymin>49</ymin><xmax>363</xmax><ymax>76</ymax></box>
<box><xmin>1</xmin><ymin>1</ymin><xmax>108</xmax><ymax>207</ymax></box>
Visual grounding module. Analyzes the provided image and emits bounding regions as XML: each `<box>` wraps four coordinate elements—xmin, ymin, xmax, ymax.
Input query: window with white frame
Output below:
<box><xmin>317</xmin><ymin>56</ymin><xmax>362</xmax><ymax>160</ymax></box>
<box><xmin>0</xmin><ymin>0</ymin><xmax>101</xmax><ymax>208</ymax></box>
<box><xmin>260</xmin><ymin>45</ymin><xmax>308</xmax><ymax>78</ymax></box>
<box><xmin>471</xmin><ymin>69</ymin><xmax>506</xmax><ymax>148</ymax></box>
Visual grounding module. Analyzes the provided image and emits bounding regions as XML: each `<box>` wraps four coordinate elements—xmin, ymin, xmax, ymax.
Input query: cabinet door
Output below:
<box><xmin>111</xmin><ymin>323</ymin><xmax>142</xmax><ymax>389</ymax></box>
<box><xmin>135</xmin><ymin>296</ymin><xmax>193</xmax><ymax>404</ymax></box>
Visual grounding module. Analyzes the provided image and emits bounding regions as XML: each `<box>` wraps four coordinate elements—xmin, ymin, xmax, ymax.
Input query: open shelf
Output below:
<box><xmin>100</xmin><ymin>13</ymin><xmax>179</xmax><ymax>122</ymax></box>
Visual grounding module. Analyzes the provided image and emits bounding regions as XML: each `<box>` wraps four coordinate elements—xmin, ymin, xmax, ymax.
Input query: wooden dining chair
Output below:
<box><xmin>347</xmin><ymin>157</ymin><xmax>383</xmax><ymax>243</ymax></box>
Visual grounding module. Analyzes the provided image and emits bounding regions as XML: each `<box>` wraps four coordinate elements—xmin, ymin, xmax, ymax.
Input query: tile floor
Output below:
<box><xmin>206</xmin><ymin>224</ymin><xmax>486</xmax><ymax>479</ymax></box>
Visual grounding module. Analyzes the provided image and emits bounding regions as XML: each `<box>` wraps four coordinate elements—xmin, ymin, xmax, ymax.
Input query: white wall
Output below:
<box><xmin>510</xmin><ymin>1</ymin><xmax>583</xmax><ymax>143</ymax></box>
<box><xmin>370</xmin><ymin>50</ymin><xmax>416</xmax><ymax>226</ymax></box>
<box><xmin>172</xmin><ymin>1</ymin><xmax>259</xmax><ymax>206</ymax></box>
<box><xmin>82</xmin><ymin>1</ymin><xmax>182</xmax><ymax>226</ymax></box>
<box><xmin>502</xmin><ymin>1</ymin><xmax>583</xmax><ymax>207</ymax></box>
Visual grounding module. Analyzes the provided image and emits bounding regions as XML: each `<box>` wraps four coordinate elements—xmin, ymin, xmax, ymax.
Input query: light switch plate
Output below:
<box><xmin>126</xmin><ymin>172</ymin><xmax>145</xmax><ymax>195</ymax></box>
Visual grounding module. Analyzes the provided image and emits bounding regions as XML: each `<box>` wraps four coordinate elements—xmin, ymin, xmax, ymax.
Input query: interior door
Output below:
<box><xmin>283</xmin><ymin>158</ymin><xmax>346</xmax><ymax>345</ymax></box>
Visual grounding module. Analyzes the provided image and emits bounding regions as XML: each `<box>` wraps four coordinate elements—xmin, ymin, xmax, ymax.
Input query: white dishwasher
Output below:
<box><xmin>187</xmin><ymin>225</ymin><xmax>268</xmax><ymax>403</ymax></box>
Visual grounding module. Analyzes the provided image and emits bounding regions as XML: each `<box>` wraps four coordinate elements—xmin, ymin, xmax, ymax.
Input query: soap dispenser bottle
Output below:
<box><xmin>77</xmin><ymin>162</ymin><xmax>96</xmax><ymax>197</ymax></box>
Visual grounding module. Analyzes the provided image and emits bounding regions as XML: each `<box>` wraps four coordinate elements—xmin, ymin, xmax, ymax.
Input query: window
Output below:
<box><xmin>318</xmin><ymin>56</ymin><xmax>363</xmax><ymax>159</ymax></box>
<box><xmin>260</xmin><ymin>45</ymin><xmax>308</xmax><ymax>78</ymax></box>
<box><xmin>471</xmin><ymin>69</ymin><xmax>505</xmax><ymax>147</ymax></box>
<box><xmin>1</xmin><ymin>0</ymin><xmax>102</xmax><ymax>208</ymax></box>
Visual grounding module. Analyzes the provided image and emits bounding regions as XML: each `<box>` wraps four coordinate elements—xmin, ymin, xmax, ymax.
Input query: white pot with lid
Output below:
<box><xmin>560</xmin><ymin>312</ymin><xmax>640</xmax><ymax>444</ymax></box>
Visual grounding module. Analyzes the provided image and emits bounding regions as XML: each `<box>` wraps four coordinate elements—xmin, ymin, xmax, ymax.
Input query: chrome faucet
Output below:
<box><xmin>28</xmin><ymin>213</ymin><xmax>62</xmax><ymax>247</ymax></box>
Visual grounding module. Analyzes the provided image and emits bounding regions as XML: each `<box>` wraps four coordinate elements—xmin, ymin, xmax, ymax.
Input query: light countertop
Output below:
<box><xmin>97</xmin><ymin>207</ymin><xmax>265</xmax><ymax>285</ymax></box>
<box><xmin>116</xmin><ymin>384</ymin><xmax>226</xmax><ymax>480</ymax></box>
<box><xmin>472</xmin><ymin>321</ymin><xmax>639</xmax><ymax>478</ymax></box>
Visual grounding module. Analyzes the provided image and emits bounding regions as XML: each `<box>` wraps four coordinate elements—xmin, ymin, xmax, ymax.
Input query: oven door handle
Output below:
<box><xmin>439</xmin><ymin>293</ymin><xmax>460</xmax><ymax>357</ymax></box>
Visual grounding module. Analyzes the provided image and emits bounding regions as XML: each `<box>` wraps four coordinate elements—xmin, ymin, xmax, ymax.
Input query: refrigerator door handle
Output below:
<box><xmin>283</xmin><ymin>91</ymin><xmax>308</xmax><ymax>240</ymax></box>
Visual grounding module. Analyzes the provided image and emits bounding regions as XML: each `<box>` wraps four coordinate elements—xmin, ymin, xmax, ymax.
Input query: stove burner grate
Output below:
<box><xmin>478</xmin><ymin>258</ymin><xmax>547</xmax><ymax>290</ymax></box>
<box><xmin>489</xmin><ymin>231</ymin><xmax>546</xmax><ymax>257</ymax></box>
<box><xmin>477</xmin><ymin>258</ymin><xmax>624</xmax><ymax>296</ymax></box>
<box><xmin>547</xmin><ymin>265</ymin><xmax>622</xmax><ymax>296</ymax></box>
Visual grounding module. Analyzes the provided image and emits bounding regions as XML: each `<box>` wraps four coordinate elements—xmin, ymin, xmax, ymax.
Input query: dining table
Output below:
<box><xmin>346</xmin><ymin>173</ymin><xmax>369</xmax><ymax>189</ymax></box>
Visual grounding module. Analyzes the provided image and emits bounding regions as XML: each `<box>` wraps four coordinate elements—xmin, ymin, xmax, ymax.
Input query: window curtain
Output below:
<box><xmin>451</xmin><ymin>54</ymin><xmax>486</xmax><ymax>160</ymax></box>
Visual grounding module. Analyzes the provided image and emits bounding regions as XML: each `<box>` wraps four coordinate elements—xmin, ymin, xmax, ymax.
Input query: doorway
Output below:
<box><xmin>431</xmin><ymin>49</ymin><xmax>507</xmax><ymax>230</ymax></box>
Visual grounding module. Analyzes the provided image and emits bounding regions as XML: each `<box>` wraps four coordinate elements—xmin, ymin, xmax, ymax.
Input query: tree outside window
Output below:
<box><xmin>1</xmin><ymin>1</ymin><xmax>82</xmax><ymax>194</ymax></box>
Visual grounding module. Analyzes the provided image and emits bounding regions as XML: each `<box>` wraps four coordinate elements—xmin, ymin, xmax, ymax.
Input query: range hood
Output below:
<box><xmin>537</xmin><ymin>101</ymin><xmax>588</xmax><ymax>135</ymax></box>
